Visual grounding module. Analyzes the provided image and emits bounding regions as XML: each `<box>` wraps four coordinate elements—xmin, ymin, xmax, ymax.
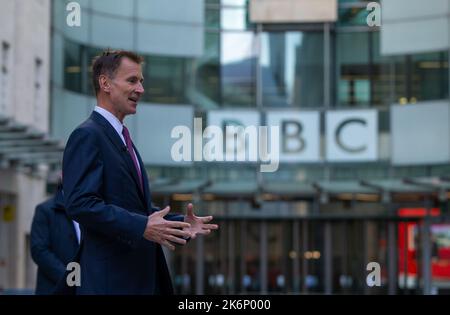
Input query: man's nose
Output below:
<box><xmin>136</xmin><ymin>82</ymin><xmax>144</xmax><ymax>94</ymax></box>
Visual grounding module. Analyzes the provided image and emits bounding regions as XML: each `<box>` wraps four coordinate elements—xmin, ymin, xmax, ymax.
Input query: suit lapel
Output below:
<box><xmin>90</xmin><ymin>112</ymin><xmax>146</xmax><ymax>204</ymax></box>
<box><xmin>133</xmin><ymin>144</ymin><xmax>153</xmax><ymax>212</ymax></box>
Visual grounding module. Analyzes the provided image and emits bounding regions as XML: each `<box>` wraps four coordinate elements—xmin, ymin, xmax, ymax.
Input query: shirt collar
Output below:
<box><xmin>94</xmin><ymin>106</ymin><xmax>124</xmax><ymax>136</ymax></box>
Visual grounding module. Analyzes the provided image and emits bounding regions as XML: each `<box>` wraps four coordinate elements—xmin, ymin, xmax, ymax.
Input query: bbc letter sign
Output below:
<box><xmin>326</xmin><ymin>110</ymin><xmax>378</xmax><ymax>162</ymax></box>
<box><xmin>266</xmin><ymin>111</ymin><xmax>320</xmax><ymax>162</ymax></box>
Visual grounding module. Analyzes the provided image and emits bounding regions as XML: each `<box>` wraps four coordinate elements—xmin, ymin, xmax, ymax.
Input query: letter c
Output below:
<box><xmin>335</xmin><ymin>118</ymin><xmax>367</xmax><ymax>153</ymax></box>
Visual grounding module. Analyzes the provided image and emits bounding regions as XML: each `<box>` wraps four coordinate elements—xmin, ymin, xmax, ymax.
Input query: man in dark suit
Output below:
<box><xmin>30</xmin><ymin>184</ymin><xmax>80</xmax><ymax>295</ymax></box>
<box><xmin>62</xmin><ymin>50</ymin><xmax>218</xmax><ymax>294</ymax></box>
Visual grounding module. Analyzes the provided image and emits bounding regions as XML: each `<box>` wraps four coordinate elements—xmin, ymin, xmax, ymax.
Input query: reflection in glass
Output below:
<box><xmin>336</xmin><ymin>32</ymin><xmax>370</xmax><ymax>107</ymax></box>
<box><xmin>143</xmin><ymin>56</ymin><xmax>192</xmax><ymax>104</ymax></box>
<box><xmin>412</xmin><ymin>52</ymin><xmax>449</xmax><ymax>102</ymax></box>
<box><xmin>221</xmin><ymin>32</ymin><xmax>257</xmax><ymax>107</ymax></box>
<box><xmin>338</xmin><ymin>7</ymin><xmax>368</xmax><ymax>26</ymax></box>
<box><xmin>261</xmin><ymin>32</ymin><xmax>324</xmax><ymax>108</ymax></box>
<box><xmin>205</xmin><ymin>7</ymin><xmax>220</xmax><ymax>30</ymax></box>
<box><xmin>392</xmin><ymin>51</ymin><xmax>449</xmax><ymax>104</ymax></box>
<box><xmin>221</xmin><ymin>8</ymin><xmax>247</xmax><ymax>31</ymax></box>
<box><xmin>64</xmin><ymin>40</ymin><xmax>82</xmax><ymax>93</ymax></box>
<box><xmin>221</xmin><ymin>0</ymin><xmax>247</xmax><ymax>6</ymax></box>
<box><xmin>192</xmin><ymin>32</ymin><xmax>221</xmax><ymax>109</ymax></box>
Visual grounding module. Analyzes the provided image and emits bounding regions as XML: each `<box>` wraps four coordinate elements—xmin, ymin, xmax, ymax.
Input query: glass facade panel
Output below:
<box><xmin>412</xmin><ymin>51</ymin><xmax>449</xmax><ymax>102</ymax></box>
<box><xmin>193</xmin><ymin>32</ymin><xmax>221</xmax><ymax>109</ymax></box>
<box><xmin>338</xmin><ymin>6</ymin><xmax>369</xmax><ymax>26</ymax></box>
<box><xmin>64</xmin><ymin>40</ymin><xmax>82</xmax><ymax>93</ymax></box>
<box><xmin>91</xmin><ymin>0</ymin><xmax>134</xmax><ymax>17</ymax></box>
<box><xmin>205</xmin><ymin>7</ymin><xmax>220</xmax><ymax>29</ymax></box>
<box><xmin>221</xmin><ymin>8</ymin><xmax>247</xmax><ymax>31</ymax></box>
<box><xmin>222</xmin><ymin>0</ymin><xmax>247</xmax><ymax>6</ymax></box>
<box><xmin>143</xmin><ymin>56</ymin><xmax>191</xmax><ymax>104</ymax></box>
<box><xmin>221</xmin><ymin>32</ymin><xmax>256</xmax><ymax>107</ymax></box>
<box><xmin>371</xmin><ymin>32</ymin><xmax>392</xmax><ymax>106</ymax></box>
<box><xmin>261</xmin><ymin>31</ymin><xmax>324</xmax><ymax>108</ymax></box>
<box><xmin>335</xmin><ymin>31</ymin><xmax>370</xmax><ymax>107</ymax></box>
<box><xmin>392</xmin><ymin>51</ymin><xmax>449</xmax><ymax>104</ymax></box>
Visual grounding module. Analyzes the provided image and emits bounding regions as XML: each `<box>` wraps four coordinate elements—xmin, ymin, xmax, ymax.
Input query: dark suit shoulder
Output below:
<box><xmin>67</xmin><ymin>118</ymin><xmax>103</xmax><ymax>146</ymax></box>
<box><xmin>74</xmin><ymin>116</ymin><xmax>102</xmax><ymax>135</ymax></box>
<box><xmin>35</xmin><ymin>197</ymin><xmax>57</xmax><ymax>215</ymax></box>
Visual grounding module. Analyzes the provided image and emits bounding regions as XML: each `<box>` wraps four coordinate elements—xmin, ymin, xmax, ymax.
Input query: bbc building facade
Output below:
<box><xmin>0</xmin><ymin>0</ymin><xmax>449</xmax><ymax>294</ymax></box>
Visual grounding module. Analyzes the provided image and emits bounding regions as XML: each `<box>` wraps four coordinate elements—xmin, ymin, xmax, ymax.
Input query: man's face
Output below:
<box><xmin>107</xmin><ymin>57</ymin><xmax>144</xmax><ymax>121</ymax></box>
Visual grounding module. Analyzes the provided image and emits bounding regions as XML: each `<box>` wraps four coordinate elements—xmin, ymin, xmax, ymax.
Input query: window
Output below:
<box><xmin>261</xmin><ymin>31</ymin><xmax>324</xmax><ymax>108</ymax></box>
<box><xmin>392</xmin><ymin>51</ymin><xmax>449</xmax><ymax>104</ymax></box>
<box><xmin>221</xmin><ymin>32</ymin><xmax>257</xmax><ymax>107</ymax></box>
<box><xmin>335</xmin><ymin>31</ymin><xmax>371</xmax><ymax>107</ymax></box>
<box><xmin>143</xmin><ymin>55</ymin><xmax>191</xmax><ymax>104</ymax></box>
<box><xmin>192</xmin><ymin>32</ymin><xmax>221</xmax><ymax>109</ymax></box>
<box><xmin>64</xmin><ymin>40</ymin><xmax>82</xmax><ymax>93</ymax></box>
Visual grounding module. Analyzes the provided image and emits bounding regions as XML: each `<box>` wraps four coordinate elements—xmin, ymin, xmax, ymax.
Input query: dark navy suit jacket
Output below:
<box><xmin>30</xmin><ymin>188</ymin><xmax>79</xmax><ymax>295</ymax></box>
<box><xmin>61</xmin><ymin>111</ymin><xmax>183</xmax><ymax>295</ymax></box>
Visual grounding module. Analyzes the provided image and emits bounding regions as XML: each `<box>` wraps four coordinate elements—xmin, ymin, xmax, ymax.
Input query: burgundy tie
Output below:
<box><xmin>122</xmin><ymin>126</ymin><xmax>143</xmax><ymax>193</ymax></box>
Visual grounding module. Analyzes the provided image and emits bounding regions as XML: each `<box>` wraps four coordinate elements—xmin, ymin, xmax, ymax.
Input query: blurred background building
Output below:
<box><xmin>0</xmin><ymin>0</ymin><xmax>449</xmax><ymax>294</ymax></box>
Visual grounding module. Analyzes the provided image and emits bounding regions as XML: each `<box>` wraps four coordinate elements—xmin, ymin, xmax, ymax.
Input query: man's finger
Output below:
<box><xmin>187</xmin><ymin>203</ymin><xmax>194</xmax><ymax>217</ymax></box>
<box><xmin>200</xmin><ymin>216</ymin><xmax>213</xmax><ymax>223</ymax></box>
<box><xmin>202</xmin><ymin>224</ymin><xmax>218</xmax><ymax>230</ymax></box>
<box><xmin>168</xmin><ymin>220</ymin><xmax>191</xmax><ymax>229</ymax></box>
<box><xmin>158</xmin><ymin>206</ymin><xmax>170</xmax><ymax>216</ymax></box>
<box><xmin>167</xmin><ymin>228</ymin><xmax>192</xmax><ymax>239</ymax></box>
<box><xmin>166</xmin><ymin>235</ymin><xmax>187</xmax><ymax>245</ymax></box>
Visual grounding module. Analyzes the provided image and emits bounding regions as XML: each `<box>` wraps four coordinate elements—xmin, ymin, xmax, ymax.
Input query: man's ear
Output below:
<box><xmin>99</xmin><ymin>74</ymin><xmax>111</xmax><ymax>93</ymax></box>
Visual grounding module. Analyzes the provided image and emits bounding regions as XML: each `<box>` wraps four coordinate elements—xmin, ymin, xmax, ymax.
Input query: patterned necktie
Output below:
<box><xmin>122</xmin><ymin>126</ymin><xmax>143</xmax><ymax>193</ymax></box>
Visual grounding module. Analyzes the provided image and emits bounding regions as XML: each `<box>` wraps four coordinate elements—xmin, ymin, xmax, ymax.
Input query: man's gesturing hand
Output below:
<box><xmin>143</xmin><ymin>206</ymin><xmax>192</xmax><ymax>251</ymax></box>
<box><xmin>183</xmin><ymin>203</ymin><xmax>219</xmax><ymax>239</ymax></box>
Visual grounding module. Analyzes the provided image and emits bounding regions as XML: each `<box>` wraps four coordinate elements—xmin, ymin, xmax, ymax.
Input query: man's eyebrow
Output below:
<box><xmin>126</xmin><ymin>75</ymin><xmax>143</xmax><ymax>81</ymax></box>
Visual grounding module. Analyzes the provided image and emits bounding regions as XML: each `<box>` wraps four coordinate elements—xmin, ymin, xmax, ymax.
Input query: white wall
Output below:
<box><xmin>381</xmin><ymin>0</ymin><xmax>450</xmax><ymax>55</ymax></box>
<box><xmin>0</xmin><ymin>0</ymin><xmax>51</xmax><ymax>290</ymax></box>
<box><xmin>391</xmin><ymin>101</ymin><xmax>450</xmax><ymax>165</ymax></box>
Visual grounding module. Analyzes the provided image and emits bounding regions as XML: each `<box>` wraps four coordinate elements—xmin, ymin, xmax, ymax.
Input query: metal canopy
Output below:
<box><xmin>151</xmin><ymin>179</ymin><xmax>209</xmax><ymax>194</ymax></box>
<box><xmin>262</xmin><ymin>181</ymin><xmax>316</xmax><ymax>197</ymax></box>
<box><xmin>404</xmin><ymin>177</ymin><xmax>450</xmax><ymax>191</ymax></box>
<box><xmin>360</xmin><ymin>179</ymin><xmax>436</xmax><ymax>193</ymax></box>
<box><xmin>0</xmin><ymin>116</ymin><xmax>64</xmax><ymax>168</ymax></box>
<box><xmin>315</xmin><ymin>180</ymin><xmax>377</xmax><ymax>194</ymax></box>
<box><xmin>203</xmin><ymin>180</ymin><xmax>258</xmax><ymax>197</ymax></box>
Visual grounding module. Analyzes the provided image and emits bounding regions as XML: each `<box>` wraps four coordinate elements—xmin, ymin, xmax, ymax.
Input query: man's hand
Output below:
<box><xmin>183</xmin><ymin>203</ymin><xmax>219</xmax><ymax>239</ymax></box>
<box><xmin>143</xmin><ymin>206</ymin><xmax>192</xmax><ymax>251</ymax></box>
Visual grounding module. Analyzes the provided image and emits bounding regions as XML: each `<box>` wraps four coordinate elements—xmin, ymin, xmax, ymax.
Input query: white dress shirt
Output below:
<box><xmin>73</xmin><ymin>220</ymin><xmax>81</xmax><ymax>244</ymax></box>
<box><xmin>94</xmin><ymin>106</ymin><xmax>141</xmax><ymax>173</ymax></box>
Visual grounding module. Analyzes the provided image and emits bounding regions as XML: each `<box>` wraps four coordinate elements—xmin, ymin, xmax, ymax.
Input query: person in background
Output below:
<box><xmin>30</xmin><ymin>181</ymin><xmax>80</xmax><ymax>295</ymax></box>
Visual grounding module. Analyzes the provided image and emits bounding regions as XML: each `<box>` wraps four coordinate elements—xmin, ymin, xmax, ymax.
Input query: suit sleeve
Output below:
<box><xmin>63</xmin><ymin>128</ymin><xmax>148</xmax><ymax>246</ymax></box>
<box><xmin>30</xmin><ymin>205</ymin><xmax>66</xmax><ymax>283</ymax></box>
